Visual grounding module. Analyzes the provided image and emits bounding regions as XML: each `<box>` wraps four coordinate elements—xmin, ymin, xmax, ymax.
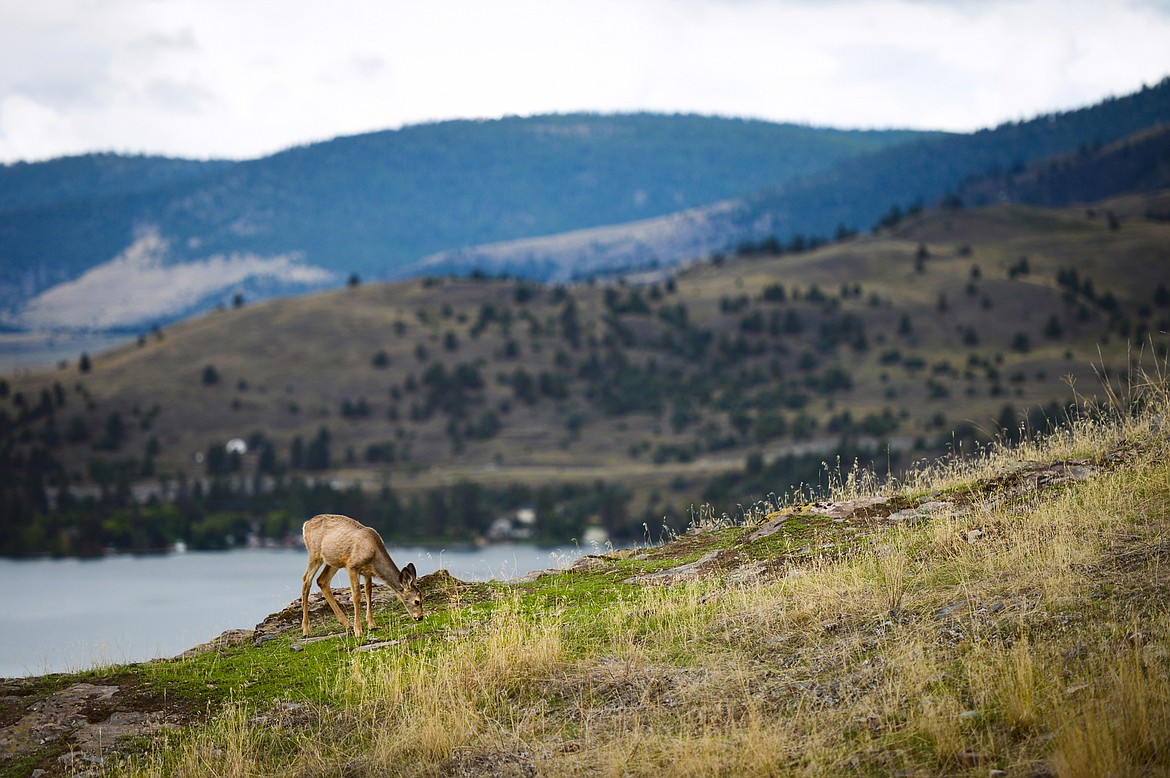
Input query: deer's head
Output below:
<box><xmin>397</xmin><ymin>563</ymin><xmax>423</xmax><ymax>621</ymax></box>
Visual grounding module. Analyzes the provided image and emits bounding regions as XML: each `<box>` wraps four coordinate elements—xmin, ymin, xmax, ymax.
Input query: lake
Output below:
<box><xmin>0</xmin><ymin>544</ymin><xmax>600</xmax><ymax>678</ymax></box>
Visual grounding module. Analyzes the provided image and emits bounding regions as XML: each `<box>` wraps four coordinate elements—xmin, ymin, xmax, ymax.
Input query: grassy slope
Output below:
<box><xmin>3</xmin><ymin>369</ymin><xmax>1167</xmax><ymax>777</ymax></box>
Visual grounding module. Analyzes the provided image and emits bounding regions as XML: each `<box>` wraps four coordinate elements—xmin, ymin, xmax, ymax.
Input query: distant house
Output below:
<box><xmin>487</xmin><ymin>507</ymin><xmax>537</xmax><ymax>541</ymax></box>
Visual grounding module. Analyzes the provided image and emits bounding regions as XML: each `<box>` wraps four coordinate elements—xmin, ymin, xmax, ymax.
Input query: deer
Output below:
<box><xmin>300</xmin><ymin>513</ymin><xmax>423</xmax><ymax>637</ymax></box>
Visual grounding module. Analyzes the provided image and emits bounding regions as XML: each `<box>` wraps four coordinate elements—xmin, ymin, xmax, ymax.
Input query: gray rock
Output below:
<box><xmin>935</xmin><ymin>598</ymin><xmax>971</xmax><ymax>619</ymax></box>
<box><xmin>623</xmin><ymin>550</ymin><xmax>723</xmax><ymax>585</ymax></box>
<box><xmin>748</xmin><ymin>513</ymin><xmax>797</xmax><ymax>541</ymax></box>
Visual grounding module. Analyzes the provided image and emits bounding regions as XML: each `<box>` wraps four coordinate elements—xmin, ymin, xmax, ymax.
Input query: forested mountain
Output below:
<box><xmin>737</xmin><ymin>79</ymin><xmax>1170</xmax><ymax>240</ymax></box>
<box><xmin>0</xmin><ymin>116</ymin><xmax>931</xmax><ymax>322</ymax></box>
<box><xmin>0</xmin><ymin>153</ymin><xmax>230</xmax><ymax>211</ymax></box>
<box><xmin>415</xmin><ymin>79</ymin><xmax>1170</xmax><ymax>279</ymax></box>
<box><xmin>2</xmin><ymin>79</ymin><xmax>1169</xmax><ymax>333</ymax></box>
<box><xmin>957</xmin><ymin>122</ymin><xmax>1170</xmax><ymax>207</ymax></box>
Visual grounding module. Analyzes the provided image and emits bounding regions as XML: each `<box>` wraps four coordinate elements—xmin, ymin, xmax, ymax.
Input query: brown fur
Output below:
<box><xmin>300</xmin><ymin>513</ymin><xmax>423</xmax><ymax>636</ymax></box>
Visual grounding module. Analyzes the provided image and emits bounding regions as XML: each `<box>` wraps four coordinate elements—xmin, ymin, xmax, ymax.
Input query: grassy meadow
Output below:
<box><xmin>2</xmin><ymin>364</ymin><xmax>1153</xmax><ymax>776</ymax></box>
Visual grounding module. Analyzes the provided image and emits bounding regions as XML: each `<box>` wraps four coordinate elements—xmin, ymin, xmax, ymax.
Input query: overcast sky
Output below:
<box><xmin>2</xmin><ymin>0</ymin><xmax>1170</xmax><ymax>163</ymax></box>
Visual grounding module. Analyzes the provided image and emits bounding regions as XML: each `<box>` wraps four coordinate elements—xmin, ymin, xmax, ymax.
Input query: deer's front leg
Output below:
<box><xmin>347</xmin><ymin>568</ymin><xmax>364</xmax><ymax>637</ymax></box>
<box><xmin>364</xmin><ymin>576</ymin><xmax>375</xmax><ymax>629</ymax></box>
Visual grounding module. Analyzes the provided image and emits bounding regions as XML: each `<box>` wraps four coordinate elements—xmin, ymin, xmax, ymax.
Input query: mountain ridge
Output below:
<box><xmin>6</xmin><ymin>78</ymin><xmax>1165</xmax><ymax>334</ymax></box>
<box><xmin>0</xmin><ymin>114</ymin><xmax>934</xmax><ymax>326</ymax></box>
<box><xmin>408</xmin><ymin>91</ymin><xmax>1170</xmax><ymax>282</ymax></box>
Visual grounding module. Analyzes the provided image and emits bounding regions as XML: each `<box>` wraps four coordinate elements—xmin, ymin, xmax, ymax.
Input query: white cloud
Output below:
<box><xmin>1</xmin><ymin>0</ymin><xmax>1169</xmax><ymax>162</ymax></box>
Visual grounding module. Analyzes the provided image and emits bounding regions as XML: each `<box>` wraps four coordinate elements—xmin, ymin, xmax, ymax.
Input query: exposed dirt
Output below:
<box><xmin>0</xmin><ymin>674</ymin><xmax>199</xmax><ymax>777</ymax></box>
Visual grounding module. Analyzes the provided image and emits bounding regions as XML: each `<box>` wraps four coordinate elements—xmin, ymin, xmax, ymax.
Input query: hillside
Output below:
<box><xmin>2</xmin><ymin>375</ymin><xmax>1167</xmax><ymax>776</ymax></box>
<box><xmin>410</xmin><ymin>78</ymin><xmax>1170</xmax><ymax>280</ymax></box>
<box><xmin>0</xmin><ymin>115</ymin><xmax>931</xmax><ymax>325</ymax></box>
<box><xmin>958</xmin><ymin>121</ymin><xmax>1170</xmax><ymax>208</ymax></box>
<box><xmin>735</xmin><ymin>78</ymin><xmax>1170</xmax><ymax>243</ymax></box>
<box><xmin>2</xmin><ymin>190</ymin><xmax>1169</xmax><ymax>556</ymax></box>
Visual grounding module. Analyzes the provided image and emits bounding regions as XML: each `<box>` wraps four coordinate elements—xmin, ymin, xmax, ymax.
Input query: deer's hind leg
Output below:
<box><xmin>316</xmin><ymin>565</ymin><xmax>351</xmax><ymax>630</ymax></box>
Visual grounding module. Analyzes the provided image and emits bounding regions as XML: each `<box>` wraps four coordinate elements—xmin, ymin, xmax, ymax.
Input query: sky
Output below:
<box><xmin>2</xmin><ymin>0</ymin><xmax>1170</xmax><ymax>164</ymax></box>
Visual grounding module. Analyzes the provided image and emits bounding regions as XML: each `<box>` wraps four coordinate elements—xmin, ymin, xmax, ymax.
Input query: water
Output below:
<box><xmin>0</xmin><ymin>544</ymin><xmax>595</xmax><ymax>678</ymax></box>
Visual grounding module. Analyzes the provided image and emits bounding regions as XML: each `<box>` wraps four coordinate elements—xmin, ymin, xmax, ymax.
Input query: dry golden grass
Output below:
<box><xmin>113</xmin><ymin>371</ymin><xmax>1170</xmax><ymax>777</ymax></box>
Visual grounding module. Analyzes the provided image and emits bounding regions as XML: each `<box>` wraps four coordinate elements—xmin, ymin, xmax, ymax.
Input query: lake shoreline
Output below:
<box><xmin>0</xmin><ymin>543</ymin><xmax>609</xmax><ymax>678</ymax></box>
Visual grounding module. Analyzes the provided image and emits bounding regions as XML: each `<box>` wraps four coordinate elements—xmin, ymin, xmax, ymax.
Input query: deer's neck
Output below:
<box><xmin>372</xmin><ymin>548</ymin><xmax>404</xmax><ymax>592</ymax></box>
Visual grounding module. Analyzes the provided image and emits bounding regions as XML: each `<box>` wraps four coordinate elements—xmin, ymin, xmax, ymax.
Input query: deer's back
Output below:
<box><xmin>303</xmin><ymin>513</ymin><xmax>384</xmax><ymax>568</ymax></box>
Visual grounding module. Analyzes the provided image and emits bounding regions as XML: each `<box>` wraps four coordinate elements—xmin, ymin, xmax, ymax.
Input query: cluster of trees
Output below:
<box><xmin>702</xmin><ymin>399</ymin><xmax>1071</xmax><ymax>513</ymax></box>
<box><xmin>1055</xmin><ymin>267</ymin><xmax>1170</xmax><ymax>345</ymax></box>
<box><xmin>0</xmin><ymin>467</ymin><xmax>657</xmax><ymax>557</ymax></box>
<box><xmin>0</xmin><ymin>372</ymin><xmax>174</xmax><ymax>556</ymax></box>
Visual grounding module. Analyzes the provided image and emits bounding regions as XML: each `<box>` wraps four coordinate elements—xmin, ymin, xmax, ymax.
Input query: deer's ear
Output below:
<box><xmin>401</xmin><ymin>563</ymin><xmax>417</xmax><ymax>586</ymax></box>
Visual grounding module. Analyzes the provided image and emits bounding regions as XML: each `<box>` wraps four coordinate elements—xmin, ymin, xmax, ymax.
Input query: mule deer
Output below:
<box><xmin>301</xmin><ymin>513</ymin><xmax>423</xmax><ymax>637</ymax></box>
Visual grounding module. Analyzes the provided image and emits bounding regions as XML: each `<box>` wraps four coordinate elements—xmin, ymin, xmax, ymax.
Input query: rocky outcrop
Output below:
<box><xmin>0</xmin><ymin>678</ymin><xmax>192</xmax><ymax>778</ymax></box>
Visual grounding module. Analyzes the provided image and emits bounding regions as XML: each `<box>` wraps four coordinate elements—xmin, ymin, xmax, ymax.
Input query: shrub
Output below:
<box><xmin>1043</xmin><ymin>315</ymin><xmax>1063</xmax><ymax>339</ymax></box>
